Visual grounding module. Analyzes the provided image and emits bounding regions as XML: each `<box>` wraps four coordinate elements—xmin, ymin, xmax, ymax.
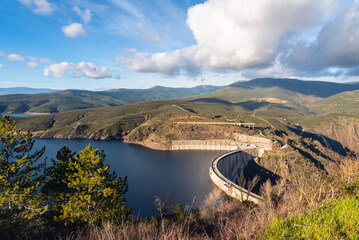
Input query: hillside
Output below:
<box><xmin>14</xmin><ymin>100</ymin><xmax>262</xmax><ymax>141</ymax></box>
<box><xmin>197</xmin><ymin>78</ymin><xmax>359</xmax><ymax>104</ymax></box>
<box><xmin>8</xmin><ymin>78</ymin><xmax>359</xmax><ymax>154</ymax></box>
<box><xmin>231</xmin><ymin>78</ymin><xmax>359</xmax><ymax>98</ymax></box>
<box><xmin>308</xmin><ymin>89</ymin><xmax>359</xmax><ymax>115</ymax></box>
<box><xmin>0</xmin><ymin>85</ymin><xmax>220</xmax><ymax>113</ymax></box>
<box><xmin>3</xmin><ymin>78</ymin><xmax>359</xmax><ymax>114</ymax></box>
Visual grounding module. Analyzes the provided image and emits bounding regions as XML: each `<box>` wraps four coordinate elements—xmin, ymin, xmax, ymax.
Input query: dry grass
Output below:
<box><xmin>62</xmin><ymin>154</ymin><xmax>359</xmax><ymax>240</ymax></box>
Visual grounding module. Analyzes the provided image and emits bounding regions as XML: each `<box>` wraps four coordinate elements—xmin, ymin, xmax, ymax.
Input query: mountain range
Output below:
<box><xmin>0</xmin><ymin>85</ymin><xmax>220</xmax><ymax>113</ymax></box>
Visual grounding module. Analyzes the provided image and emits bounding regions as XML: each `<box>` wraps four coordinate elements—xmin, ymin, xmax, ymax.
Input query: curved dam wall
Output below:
<box><xmin>209</xmin><ymin>149</ymin><xmax>263</xmax><ymax>203</ymax></box>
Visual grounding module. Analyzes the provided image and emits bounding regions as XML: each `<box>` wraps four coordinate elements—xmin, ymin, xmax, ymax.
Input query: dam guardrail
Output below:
<box><xmin>209</xmin><ymin>149</ymin><xmax>263</xmax><ymax>203</ymax></box>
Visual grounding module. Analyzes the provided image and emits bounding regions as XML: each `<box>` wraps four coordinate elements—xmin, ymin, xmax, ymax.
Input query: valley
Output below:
<box><xmin>2</xmin><ymin>78</ymin><xmax>359</xmax><ymax>239</ymax></box>
<box><xmin>5</xmin><ymin>78</ymin><xmax>358</xmax><ymax>155</ymax></box>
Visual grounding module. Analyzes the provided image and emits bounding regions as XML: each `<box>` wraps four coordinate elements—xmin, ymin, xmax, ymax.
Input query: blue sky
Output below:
<box><xmin>0</xmin><ymin>0</ymin><xmax>359</xmax><ymax>90</ymax></box>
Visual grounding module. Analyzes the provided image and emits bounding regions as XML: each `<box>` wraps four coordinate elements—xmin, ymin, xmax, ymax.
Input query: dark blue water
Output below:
<box><xmin>34</xmin><ymin>139</ymin><xmax>223</xmax><ymax>218</ymax></box>
<box><xmin>1</xmin><ymin>113</ymin><xmax>35</xmax><ymax>117</ymax></box>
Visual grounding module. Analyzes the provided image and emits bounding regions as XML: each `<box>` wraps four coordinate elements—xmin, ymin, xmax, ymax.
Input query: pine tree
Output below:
<box><xmin>0</xmin><ymin>116</ymin><xmax>46</xmax><ymax>229</ymax></box>
<box><xmin>44</xmin><ymin>144</ymin><xmax>131</xmax><ymax>227</ymax></box>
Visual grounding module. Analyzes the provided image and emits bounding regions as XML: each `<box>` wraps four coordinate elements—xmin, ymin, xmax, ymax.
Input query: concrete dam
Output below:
<box><xmin>170</xmin><ymin>134</ymin><xmax>272</xmax><ymax>155</ymax></box>
<box><xmin>209</xmin><ymin>149</ymin><xmax>263</xmax><ymax>203</ymax></box>
<box><xmin>171</xmin><ymin>134</ymin><xmax>272</xmax><ymax>203</ymax></box>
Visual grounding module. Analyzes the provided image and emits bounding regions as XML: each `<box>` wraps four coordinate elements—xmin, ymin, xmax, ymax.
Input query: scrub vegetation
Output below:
<box><xmin>1</xmin><ymin>78</ymin><xmax>359</xmax><ymax>239</ymax></box>
<box><xmin>1</xmin><ymin>115</ymin><xmax>359</xmax><ymax>239</ymax></box>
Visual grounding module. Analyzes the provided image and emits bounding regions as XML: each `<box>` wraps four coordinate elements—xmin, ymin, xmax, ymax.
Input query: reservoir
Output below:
<box><xmin>34</xmin><ymin>139</ymin><xmax>223</xmax><ymax>218</ymax></box>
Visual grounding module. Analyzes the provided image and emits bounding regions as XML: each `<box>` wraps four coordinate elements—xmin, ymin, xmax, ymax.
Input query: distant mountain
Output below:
<box><xmin>0</xmin><ymin>87</ymin><xmax>57</xmax><ymax>95</ymax></box>
<box><xmin>230</xmin><ymin>78</ymin><xmax>359</xmax><ymax>98</ymax></box>
<box><xmin>0</xmin><ymin>85</ymin><xmax>220</xmax><ymax>113</ymax></box>
<box><xmin>197</xmin><ymin>78</ymin><xmax>359</xmax><ymax>104</ymax></box>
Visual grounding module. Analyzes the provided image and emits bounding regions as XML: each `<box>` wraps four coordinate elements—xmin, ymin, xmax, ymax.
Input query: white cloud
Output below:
<box><xmin>73</xmin><ymin>6</ymin><xmax>92</xmax><ymax>23</ymax></box>
<box><xmin>39</xmin><ymin>58</ymin><xmax>52</xmax><ymax>64</ymax></box>
<box><xmin>8</xmin><ymin>54</ymin><xmax>26</xmax><ymax>61</ymax></box>
<box><xmin>0</xmin><ymin>64</ymin><xmax>3</xmax><ymax>68</ymax></box>
<box><xmin>43</xmin><ymin>62</ymin><xmax>73</xmax><ymax>78</ymax></box>
<box><xmin>27</xmin><ymin>61</ymin><xmax>39</xmax><ymax>68</ymax></box>
<box><xmin>17</xmin><ymin>0</ymin><xmax>54</xmax><ymax>15</ymax></box>
<box><xmin>120</xmin><ymin>47</ymin><xmax>200</xmax><ymax>76</ymax></box>
<box><xmin>0</xmin><ymin>52</ymin><xmax>4</xmax><ymax>57</ymax></box>
<box><xmin>122</xmin><ymin>0</ymin><xmax>337</xmax><ymax>76</ymax></box>
<box><xmin>44</xmin><ymin>61</ymin><xmax>111</xmax><ymax>79</ymax></box>
<box><xmin>288</xmin><ymin>0</ymin><xmax>359</xmax><ymax>74</ymax></box>
<box><xmin>62</xmin><ymin>23</ymin><xmax>87</xmax><ymax>38</ymax></box>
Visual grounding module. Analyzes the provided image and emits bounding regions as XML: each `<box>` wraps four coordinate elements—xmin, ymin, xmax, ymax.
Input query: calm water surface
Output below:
<box><xmin>34</xmin><ymin>139</ymin><xmax>224</xmax><ymax>218</ymax></box>
<box><xmin>1</xmin><ymin>113</ymin><xmax>35</xmax><ymax>117</ymax></box>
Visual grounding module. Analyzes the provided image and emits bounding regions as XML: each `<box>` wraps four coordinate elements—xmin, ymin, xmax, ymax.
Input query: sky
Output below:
<box><xmin>0</xmin><ymin>0</ymin><xmax>359</xmax><ymax>90</ymax></box>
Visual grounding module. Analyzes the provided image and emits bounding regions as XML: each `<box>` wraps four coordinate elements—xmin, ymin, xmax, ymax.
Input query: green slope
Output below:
<box><xmin>230</xmin><ymin>78</ymin><xmax>359</xmax><ymax>98</ymax></box>
<box><xmin>9</xmin><ymin>78</ymin><xmax>359</xmax><ymax>154</ymax></box>
<box><xmin>13</xmin><ymin>98</ymin><xmax>275</xmax><ymax>140</ymax></box>
<box><xmin>309</xmin><ymin>89</ymin><xmax>359</xmax><ymax>115</ymax></box>
<box><xmin>197</xmin><ymin>78</ymin><xmax>359</xmax><ymax>104</ymax></box>
<box><xmin>0</xmin><ymin>85</ymin><xmax>220</xmax><ymax>113</ymax></box>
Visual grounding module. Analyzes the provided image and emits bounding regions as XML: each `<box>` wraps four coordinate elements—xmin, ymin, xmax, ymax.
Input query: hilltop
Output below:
<box><xmin>197</xmin><ymin>78</ymin><xmax>359</xmax><ymax>104</ymax></box>
<box><xmin>0</xmin><ymin>85</ymin><xmax>220</xmax><ymax>113</ymax></box>
<box><xmin>6</xmin><ymin>77</ymin><xmax>359</xmax><ymax>154</ymax></box>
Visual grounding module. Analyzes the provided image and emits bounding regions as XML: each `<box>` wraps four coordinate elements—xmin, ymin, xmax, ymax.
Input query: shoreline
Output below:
<box><xmin>30</xmin><ymin>134</ymin><xmax>171</xmax><ymax>150</ymax></box>
<box><xmin>123</xmin><ymin>139</ymin><xmax>170</xmax><ymax>150</ymax></box>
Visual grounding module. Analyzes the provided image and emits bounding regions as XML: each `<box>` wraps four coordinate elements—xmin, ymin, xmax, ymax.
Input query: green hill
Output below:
<box><xmin>308</xmin><ymin>89</ymin><xmax>359</xmax><ymax>115</ymax></box>
<box><xmin>197</xmin><ymin>78</ymin><xmax>359</xmax><ymax>104</ymax></box>
<box><xmin>13</xmin><ymin>99</ymin><xmax>261</xmax><ymax>140</ymax></box>
<box><xmin>0</xmin><ymin>85</ymin><xmax>220</xmax><ymax>113</ymax></box>
<box><xmin>230</xmin><ymin>78</ymin><xmax>359</xmax><ymax>98</ymax></box>
<box><xmin>8</xmin><ymin>78</ymin><xmax>359</xmax><ymax>153</ymax></box>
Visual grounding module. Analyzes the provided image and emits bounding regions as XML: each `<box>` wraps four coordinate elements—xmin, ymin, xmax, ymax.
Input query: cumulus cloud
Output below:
<box><xmin>0</xmin><ymin>64</ymin><xmax>3</xmax><ymax>68</ymax></box>
<box><xmin>62</xmin><ymin>23</ymin><xmax>87</xmax><ymax>38</ymax></box>
<box><xmin>119</xmin><ymin>47</ymin><xmax>201</xmax><ymax>76</ymax></box>
<box><xmin>288</xmin><ymin>1</ymin><xmax>359</xmax><ymax>74</ymax></box>
<box><xmin>27</xmin><ymin>61</ymin><xmax>39</xmax><ymax>68</ymax></box>
<box><xmin>73</xmin><ymin>6</ymin><xmax>92</xmax><ymax>23</ymax></box>
<box><xmin>17</xmin><ymin>0</ymin><xmax>54</xmax><ymax>15</ymax></box>
<box><xmin>242</xmin><ymin>56</ymin><xmax>295</xmax><ymax>79</ymax></box>
<box><xmin>122</xmin><ymin>0</ymin><xmax>335</xmax><ymax>76</ymax></box>
<box><xmin>44</xmin><ymin>61</ymin><xmax>111</xmax><ymax>79</ymax></box>
<box><xmin>8</xmin><ymin>54</ymin><xmax>26</xmax><ymax>61</ymax></box>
